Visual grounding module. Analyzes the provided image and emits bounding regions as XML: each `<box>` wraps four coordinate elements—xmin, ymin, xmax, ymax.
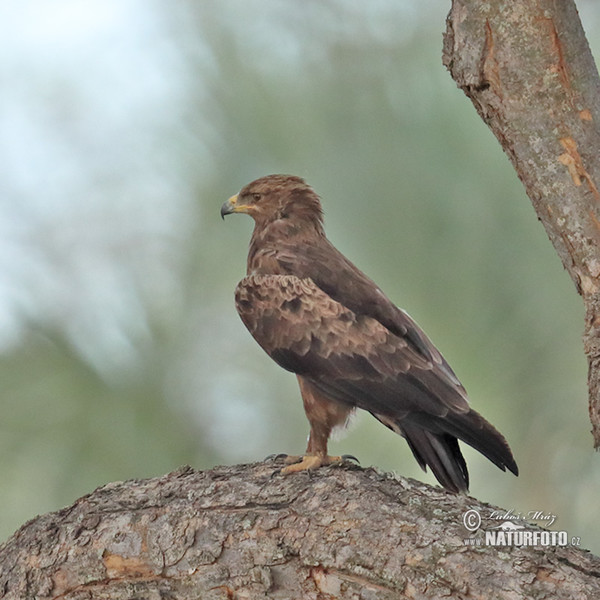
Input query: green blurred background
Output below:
<box><xmin>2</xmin><ymin>0</ymin><xmax>599</xmax><ymax>553</ymax></box>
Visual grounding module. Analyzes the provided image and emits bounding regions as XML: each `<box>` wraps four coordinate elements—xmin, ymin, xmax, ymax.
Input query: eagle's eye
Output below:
<box><xmin>252</xmin><ymin>193</ymin><xmax>262</xmax><ymax>202</ymax></box>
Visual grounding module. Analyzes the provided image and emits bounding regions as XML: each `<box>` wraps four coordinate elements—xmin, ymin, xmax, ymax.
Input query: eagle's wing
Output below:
<box><xmin>236</xmin><ymin>273</ymin><xmax>517</xmax><ymax>492</ymax></box>
<box><xmin>275</xmin><ymin>239</ymin><xmax>463</xmax><ymax>388</ymax></box>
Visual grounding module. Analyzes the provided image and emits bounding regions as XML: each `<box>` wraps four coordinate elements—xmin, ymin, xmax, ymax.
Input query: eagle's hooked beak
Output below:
<box><xmin>221</xmin><ymin>194</ymin><xmax>240</xmax><ymax>220</ymax></box>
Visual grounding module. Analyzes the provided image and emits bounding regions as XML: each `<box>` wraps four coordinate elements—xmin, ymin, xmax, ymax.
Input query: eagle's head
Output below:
<box><xmin>221</xmin><ymin>174</ymin><xmax>324</xmax><ymax>229</ymax></box>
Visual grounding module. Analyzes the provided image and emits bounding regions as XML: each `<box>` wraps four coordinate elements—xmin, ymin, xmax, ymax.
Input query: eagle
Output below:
<box><xmin>221</xmin><ymin>174</ymin><xmax>518</xmax><ymax>493</ymax></box>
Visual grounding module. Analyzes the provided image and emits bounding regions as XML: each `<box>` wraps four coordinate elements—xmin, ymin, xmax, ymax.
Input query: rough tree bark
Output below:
<box><xmin>0</xmin><ymin>462</ymin><xmax>599</xmax><ymax>600</ymax></box>
<box><xmin>443</xmin><ymin>0</ymin><xmax>600</xmax><ymax>445</ymax></box>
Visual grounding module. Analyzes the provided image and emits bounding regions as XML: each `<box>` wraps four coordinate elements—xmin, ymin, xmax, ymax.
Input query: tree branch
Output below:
<box><xmin>1</xmin><ymin>462</ymin><xmax>599</xmax><ymax>599</ymax></box>
<box><xmin>443</xmin><ymin>0</ymin><xmax>600</xmax><ymax>445</ymax></box>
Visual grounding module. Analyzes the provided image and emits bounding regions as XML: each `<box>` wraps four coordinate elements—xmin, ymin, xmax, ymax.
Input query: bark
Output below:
<box><xmin>443</xmin><ymin>1</ymin><xmax>600</xmax><ymax>446</ymax></box>
<box><xmin>1</xmin><ymin>461</ymin><xmax>599</xmax><ymax>600</ymax></box>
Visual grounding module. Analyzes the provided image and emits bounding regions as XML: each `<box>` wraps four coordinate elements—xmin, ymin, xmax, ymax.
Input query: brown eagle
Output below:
<box><xmin>221</xmin><ymin>174</ymin><xmax>518</xmax><ymax>493</ymax></box>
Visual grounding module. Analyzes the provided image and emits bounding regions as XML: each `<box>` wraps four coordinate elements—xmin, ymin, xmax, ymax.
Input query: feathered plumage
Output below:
<box><xmin>221</xmin><ymin>174</ymin><xmax>518</xmax><ymax>492</ymax></box>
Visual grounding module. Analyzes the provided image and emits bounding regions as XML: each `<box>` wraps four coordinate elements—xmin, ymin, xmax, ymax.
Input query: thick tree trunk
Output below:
<box><xmin>443</xmin><ymin>0</ymin><xmax>600</xmax><ymax>446</ymax></box>
<box><xmin>1</xmin><ymin>462</ymin><xmax>599</xmax><ymax>599</ymax></box>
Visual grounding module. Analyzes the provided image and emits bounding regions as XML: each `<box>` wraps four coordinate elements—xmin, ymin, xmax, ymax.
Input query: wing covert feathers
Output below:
<box><xmin>235</xmin><ymin>272</ymin><xmax>517</xmax><ymax>492</ymax></box>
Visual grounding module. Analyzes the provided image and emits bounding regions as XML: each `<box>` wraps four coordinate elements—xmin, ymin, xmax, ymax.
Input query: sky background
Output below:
<box><xmin>2</xmin><ymin>0</ymin><xmax>600</xmax><ymax>554</ymax></box>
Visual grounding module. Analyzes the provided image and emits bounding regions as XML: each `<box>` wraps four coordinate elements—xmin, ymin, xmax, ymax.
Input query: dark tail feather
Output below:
<box><xmin>396</xmin><ymin>408</ymin><xmax>518</xmax><ymax>493</ymax></box>
<box><xmin>421</xmin><ymin>410</ymin><xmax>519</xmax><ymax>477</ymax></box>
<box><xmin>374</xmin><ymin>407</ymin><xmax>517</xmax><ymax>493</ymax></box>
<box><xmin>401</xmin><ymin>422</ymin><xmax>469</xmax><ymax>493</ymax></box>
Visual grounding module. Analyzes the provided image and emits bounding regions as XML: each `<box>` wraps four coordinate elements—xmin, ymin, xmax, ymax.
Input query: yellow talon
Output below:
<box><xmin>280</xmin><ymin>455</ymin><xmax>343</xmax><ymax>474</ymax></box>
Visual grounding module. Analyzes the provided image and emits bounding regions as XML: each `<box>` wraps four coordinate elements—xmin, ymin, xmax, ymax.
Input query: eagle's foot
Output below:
<box><xmin>280</xmin><ymin>454</ymin><xmax>344</xmax><ymax>474</ymax></box>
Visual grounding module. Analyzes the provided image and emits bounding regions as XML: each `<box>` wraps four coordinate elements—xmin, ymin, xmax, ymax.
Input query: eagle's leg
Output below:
<box><xmin>281</xmin><ymin>376</ymin><xmax>354</xmax><ymax>474</ymax></box>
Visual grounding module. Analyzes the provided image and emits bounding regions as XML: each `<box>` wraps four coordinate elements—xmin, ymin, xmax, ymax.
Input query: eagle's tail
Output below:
<box><xmin>401</xmin><ymin>422</ymin><xmax>470</xmax><ymax>493</ymax></box>
<box><xmin>397</xmin><ymin>410</ymin><xmax>518</xmax><ymax>494</ymax></box>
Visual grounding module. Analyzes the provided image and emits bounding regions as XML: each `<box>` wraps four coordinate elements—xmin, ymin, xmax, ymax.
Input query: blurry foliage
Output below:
<box><xmin>1</xmin><ymin>0</ymin><xmax>599</xmax><ymax>553</ymax></box>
